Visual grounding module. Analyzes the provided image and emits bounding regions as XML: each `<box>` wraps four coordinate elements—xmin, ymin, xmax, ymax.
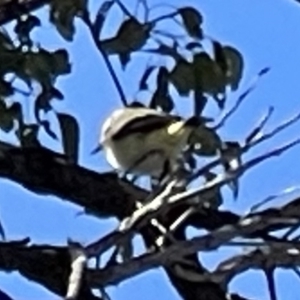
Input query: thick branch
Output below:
<box><xmin>0</xmin><ymin>142</ymin><xmax>146</xmax><ymax>218</ymax></box>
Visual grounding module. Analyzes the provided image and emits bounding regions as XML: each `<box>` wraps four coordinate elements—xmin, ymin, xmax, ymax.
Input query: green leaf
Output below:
<box><xmin>193</xmin><ymin>52</ymin><xmax>226</xmax><ymax>99</ymax></box>
<box><xmin>178</xmin><ymin>7</ymin><xmax>203</xmax><ymax>38</ymax></box>
<box><xmin>222</xmin><ymin>46</ymin><xmax>244</xmax><ymax>90</ymax></box>
<box><xmin>23</xmin><ymin>48</ymin><xmax>71</xmax><ymax>87</ymax></box>
<box><xmin>213</xmin><ymin>41</ymin><xmax>227</xmax><ymax>74</ymax></box>
<box><xmin>150</xmin><ymin>91</ymin><xmax>174</xmax><ymax>113</ymax></box>
<box><xmin>0</xmin><ymin>101</ymin><xmax>14</xmax><ymax>132</ymax></box>
<box><xmin>52</xmin><ymin>49</ymin><xmax>71</xmax><ymax>75</ymax></box>
<box><xmin>57</xmin><ymin>113</ymin><xmax>80</xmax><ymax>164</ymax></box>
<box><xmin>49</xmin><ymin>0</ymin><xmax>87</xmax><ymax>41</ymax></box>
<box><xmin>101</xmin><ymin>18</ymin><xmax>151</xmax><ymax>60</ymax></box>
<box><xmin>169</xmin><ymin>59</ymin><xmax>194</xmax><ymax>96</ymax></box>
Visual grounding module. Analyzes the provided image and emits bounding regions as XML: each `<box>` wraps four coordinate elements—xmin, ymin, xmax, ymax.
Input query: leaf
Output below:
<box><xmin>119</xmin><ymin>52</ymin><xmax>131</xmax><ymax>69</ymax></box>
<box><xmin>14</xmin><ymin>15</ymin><xmax>41</xmax><ymax>46</ymax></box>
<box><xmin>222</xmin><ymin>46</ymin><xmax>244</xmax><ymax>90</ymax></box>
<box><xmin>94</xmin><ymin>1</ymin><xmax>114</xmax><ymax>38</ymax></box>
<box><xmin>52</xmin><ymin>49</ymin><xmax>71</xmax><ymax>75</ymax></box>
<box><xmin>49</xmin><ymin>0</ymin><xmax>87</xmax><ymax>41</ymax></box>
<box><xmin>24</xmin><ymin>48</ymin><xmax>71</xmax><ymax>87</ymax></box>
<box><xmin>169</xmin><ymin>59</ymin><xmax>194</xmax><ymax>96</ymax></box>
<box><xmin>194</xmin><ymin>90</ymin><xmax>207</xmax><ymax>116</ymax></box>
<box><xmin>213</xmin><ymin>41</ymin><xmax>227</xmax><ymax>74</ymax></box>
<box><xmin>178</xmin><ymin>7</ymin><xmax>203</xmax><ymax>38</ymax></box>
<box><xmin>189</xmin><ymin>125</ymin><xmax>221</xmax><ymax>156</ymax></box>
<box><xmin>57</xmin><ymin>113</ymin><xmax>80</xmax><ymax>164</ymax></box>
<box><xmin>139</xmin><ymin>65</ymin><xmax>156</xmax><ymax>90</ymax></box>
<box><xmin>150</xmin><ymin>91</ymin><xmax>174</xmax><ymax>113</ymax></box>
<box><xmin>150</xmin><ymin>67</ymin><xmax>174</xmax><ymax>112</ymax></box>
<box><xmin>0</xmin><ymin>101</ymin><xmax>14</xmax><ymax>132</ymax></box>
<box><xmin>101</xmin><ymin>18</ymin><xmax>151</xmax><ymax>55</ymax></box>
<box><xmin>193</xmin><ymin>52</ymin><xmax>226</xmax><ymax>100</ymax></box>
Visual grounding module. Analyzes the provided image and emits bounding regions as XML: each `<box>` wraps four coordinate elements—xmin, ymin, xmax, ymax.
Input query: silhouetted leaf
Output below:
<box><xmin>194</xmin><ymin>90</ymin><xmax>207</xmax><ymax>115</ymax></box>
<box><xmin>52</xmin><ymin>49</ymin><xmax>71</xmax><ymax>75</ymax></box>
<box><xmin>119</xmin><ymin>52</ymin><xmax>131</xmax><ymax>69</ymax></box>
<box><xmin>222</xmin><ymin>46</ymin><xmax>244</xmax><ymax>90</ymax></box>
<box><xmin>49</xmin><ymin>0</ymin><xmax>87</xmax><ymax>41</ymax></box>
<box><xmin>57</xmin><ymin>113</ymin><xmax>80</xmax><ymax>163</ymax></box>
<box><xmin>14</xmin><ymin>15</ymin><xmax>41</xmax><ymax>46</ymax></box>
<box><xmin>189</xmin><ymin>125</ymin><xmax>221</xmax><ymax>156</ymax></box>
<box><xmin>150</xmin><ymin>91</ymin><xmax>174</xmax><ymax>113</ymax></box>
<box><xmin>94</xmin><ymin>1</ymin><xmax>114</xmax><ymax>38</ymax></box>
<box><xmin>150</xmin><ymin>67</ymin><xmax>174</xmax><ymax>112</ymax></box>
<box><xmin>213</xmin><ymin>41</ymin><xmax>227</xmax><ymax>74</ymax></box>
<box><xmin>0</xmin><ymin>101</ymin><xmax>14</xmax><ymax>132</ymax></box>
<box><xmin>178</xmin><ymin>7</ymin><xmax>203</xmax><ymax>38</ymax></box>
<box><xmin>101</xmin><ymin>18</ymin><xmax>151</xmax><ymax>56</ymax></box>
<box><xmin>193</xmin><ymin>52</ymin><xmax>226</xmax><ymax>100</ymax></box>
<box><xmin>169</xmin><ymin>59</ymin><xmax>194</xmax><ymax>96</ymax></box>
<box><xmin>24</xmin><ymin>49</ymin><xmax>71</xmax><ymax>87</ymax></box>
<box><xmin>139</xmin><ymin>65</ymin><xmax>156</xmax><ymax>90</ymax></box>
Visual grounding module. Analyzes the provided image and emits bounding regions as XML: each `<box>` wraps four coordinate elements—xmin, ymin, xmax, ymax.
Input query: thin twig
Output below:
<box><xmin>81</xmin><ymin>11</ymin><xmax>127</xmax><ymax>106</ymax></box>
<box><xmin>214</xmin><ymin>67</ymin><xmax>270</xmax><ymax>130</ymax></box>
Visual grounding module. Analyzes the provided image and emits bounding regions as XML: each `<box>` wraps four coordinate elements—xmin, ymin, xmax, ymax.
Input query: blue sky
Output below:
<box><xmin>1</xmin><ymin>0</ymin><xmax>300</xmax><ymax>299</ymax></box>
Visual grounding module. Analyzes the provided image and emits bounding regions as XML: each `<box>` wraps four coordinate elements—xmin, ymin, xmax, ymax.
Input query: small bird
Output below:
<box><xmin>93</xmin><ymin>106</ymin><xmax>203</xmax><ymax>178</ymax></box>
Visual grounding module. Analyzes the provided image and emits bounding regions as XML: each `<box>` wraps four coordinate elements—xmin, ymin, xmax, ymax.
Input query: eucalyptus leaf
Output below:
<box><xmin>193</xmin><ymin>52</ymin><xmax>226</xmax><ymax>100</ymax></box>
<box><xmin>49</xmin><ymin>0</ymin><xmax>87</xmax><ymax>41</ymax></box>
<box><xmin>57</xmin><ymin>113</ymin><xmax>80</xmax><ymax>164</ymax></box>
<box><xmin>178</xmin><ymin>7</ymin><xmax>203</xmax><ymax>38</ymax></box>
<box><xmin>101</xmin><ymin>18</ymin><xmax>151</xmax><ymax>56</ymax></box>
<box><xmin>169</xmin><ymin>59</ymin><xmax>194</xmax><ymax>96</ymax></box>
<box><xmin>222</xmin><ymin>46</ymin><xmax>244</xmax><ymax>90</ymax></box>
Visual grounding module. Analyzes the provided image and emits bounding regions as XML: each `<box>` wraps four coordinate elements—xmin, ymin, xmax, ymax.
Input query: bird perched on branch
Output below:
<box><xmin>93</xmin><ymin>105</ymin><xmax>204</xmax><ymax>178</ymax></box>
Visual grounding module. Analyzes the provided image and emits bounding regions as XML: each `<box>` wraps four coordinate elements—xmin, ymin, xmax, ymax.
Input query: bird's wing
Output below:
<box><xmin>110</xmin><ymin>114</ymin><xmax>181</xmax><ymax>140</ymax></box>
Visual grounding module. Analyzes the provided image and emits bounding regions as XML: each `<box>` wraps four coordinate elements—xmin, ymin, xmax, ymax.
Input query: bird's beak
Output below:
<box><xmin>90</xmin><ymin>144</ymin><xmax>103</xmax><ymax>155</ymax></box>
